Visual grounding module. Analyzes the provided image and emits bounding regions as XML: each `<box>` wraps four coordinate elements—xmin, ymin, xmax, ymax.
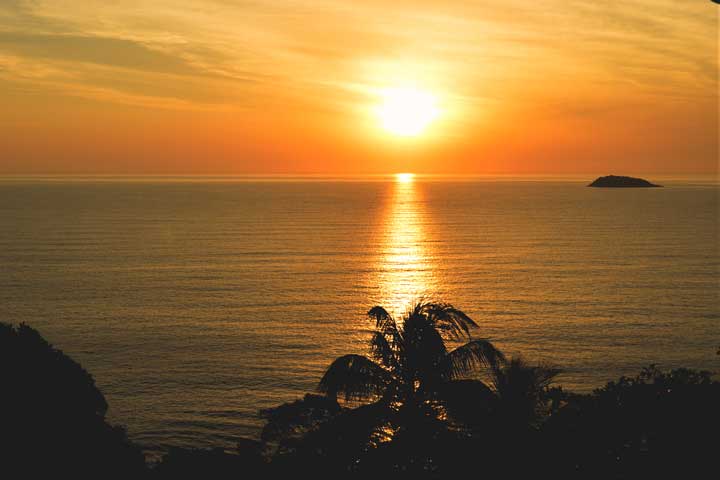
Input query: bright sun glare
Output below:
<box><xmin>376</xmin><ymin>87</ymin><xmax>440</xmax><ymax>137</ymax></box>
<box><xmin>396</xmin><ymin>173</ymin><xmax>415</xmax><ymax>183</ymax></box>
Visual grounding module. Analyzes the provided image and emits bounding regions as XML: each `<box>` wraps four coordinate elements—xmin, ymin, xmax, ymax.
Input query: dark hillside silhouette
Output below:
<box><xmin>0</xmin><ymin>322</ymin><xmax>146</xmax><ymax>478</ymax></box>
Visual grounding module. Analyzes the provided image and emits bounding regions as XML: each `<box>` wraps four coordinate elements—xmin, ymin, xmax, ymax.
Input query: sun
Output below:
<box><xmin>396</xmin><ymin>172</ymin><xmax>415</xmax><ymax>183</ymax></box>
<box><xmin>375</xmin><ymin>87</ymin><xmax>440</xmax><ymax>137</ymax></box>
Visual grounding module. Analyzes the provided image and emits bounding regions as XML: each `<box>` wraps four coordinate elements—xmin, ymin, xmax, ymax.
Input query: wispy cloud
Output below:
<box><xmin>0</xmin><ymin>0</ymin><xmax>716</xmax><ymax>173</ymax></box>
<box><xmin>0</xmin><ymin>32</ymin><xmax>212</xmax><ymax>76</ymax></box>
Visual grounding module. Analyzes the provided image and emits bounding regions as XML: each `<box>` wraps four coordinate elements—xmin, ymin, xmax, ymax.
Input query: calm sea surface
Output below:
<box><xmin>1</xmin><ymin>176</ymin><xmax>718</xmax><ymax>453</ymax></box>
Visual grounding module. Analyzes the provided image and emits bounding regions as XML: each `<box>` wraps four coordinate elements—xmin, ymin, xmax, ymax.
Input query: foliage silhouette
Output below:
<box><xmin>2</xmin><ymin>313</ymin><xmax>717</xmax><ymax>479</ymax></box>
<box><xmin>153</xmin><ymin>440</ymin><xmax>265</xmax><ymax>479</ymax></box>
<box><xmin>259</xmin><ymin>303</ymin><xmax>718</xmax><ymax>478</ymax></box>
<box><xmin>0</xmin><ymin>322</ymin><xmax>147</xmax><ymax>478</ymax></box>
<box><xmin>317</xmin><ymin>303</ymin><xmax>504</xmax><ymax>450</ymax></box>
<box><xmin>266</xmin><ymin>302</ymin><xmax>565</xmax><ymax>476</ymax></box>
<box><xmin>442</xmin><ymin>356</ymin><xmax>560</xmax><ymax>434</ymax></box>
<box><xmin>543</xmin><ymin>365</ymin><xmax>720</xmax><ymax>479</ymax></box>
<box><xmin>320</xmin><ymin>302</ymin><xmax>504</xmax><ymax>406</ymax></box>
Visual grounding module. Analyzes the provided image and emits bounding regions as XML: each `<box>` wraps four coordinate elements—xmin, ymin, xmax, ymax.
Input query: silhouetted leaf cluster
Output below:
<box><xmin>543</xmin><ymin>365</ymin><xmax>720</xmax><ymax>479</ymax></box>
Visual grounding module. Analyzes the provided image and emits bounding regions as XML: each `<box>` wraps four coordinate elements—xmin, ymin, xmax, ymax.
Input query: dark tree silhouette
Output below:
<box><xmin>441</xmin><ymin>356</ymin><xmax>560</xmax><ymax>433</ymax></box>
<box><xmin>0</xmin><ymin>322</ymin><xmax>146</xmax><ymax>478</ymax></box>
<box><xmin>319</xmin><ymin>302</ymin><xmax>504</xmax><ymax>422</ymax></box>
<box><xmin>323</xmin><ymin>303</ymin><xmax>502</xmax><ymax>397</ymax></box>
<box><xmin>268</xmin><ymin>302</ymin><xmax>506</xmax><ymax>474</ymax></box>
<box><xmin>544</xmin><ymin>365</ymin><xmax>720</xmax><ymax>479</ymax></box>
<box><xmin>490</xmin><ymin>356</ymin><xmax>560</xmax><ymax>427</ymax></box>
<box><xmin>266</xmin><ymin>302</ymin><xmax>563</xmax><ymax>476</ymax></box>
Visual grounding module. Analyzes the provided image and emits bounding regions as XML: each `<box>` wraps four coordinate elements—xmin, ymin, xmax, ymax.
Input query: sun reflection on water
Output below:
<box><xmin>376</xmin><ymin>174</ymin><xmax>436</xmax><ymax>318</ymax></box>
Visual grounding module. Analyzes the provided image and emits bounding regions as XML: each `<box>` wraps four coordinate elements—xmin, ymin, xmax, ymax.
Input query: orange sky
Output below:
<box><xmin>0</xmin><ymin>1</ymin><xmax>717</xmax><ymax>175</ymax></box>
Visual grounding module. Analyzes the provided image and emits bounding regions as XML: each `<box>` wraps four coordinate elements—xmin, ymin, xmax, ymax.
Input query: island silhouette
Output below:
<box><xmin>588</xmin><ymin>175</ymin><xmax>662</xmax><ymax>188</ymax></box>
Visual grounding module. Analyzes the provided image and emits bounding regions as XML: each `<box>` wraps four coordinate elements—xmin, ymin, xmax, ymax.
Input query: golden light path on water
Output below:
<box><xmin>375</xmin><ymin>173</ymin><xmax>438</xmax><ymax>319</ymax></box>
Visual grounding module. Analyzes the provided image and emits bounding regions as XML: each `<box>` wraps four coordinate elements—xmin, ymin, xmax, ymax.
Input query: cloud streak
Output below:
<box><xmin>0</xmin><ymin>0</ymin><xmax>716</xmax><ymax>174</ymax></box>
<box><xmin>0</xmin><ymin>32</ymin><xmax>209</xmax><ymax>75</ymax></box>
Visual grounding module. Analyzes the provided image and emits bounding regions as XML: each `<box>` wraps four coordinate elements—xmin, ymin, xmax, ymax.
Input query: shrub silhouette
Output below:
<box><xmin>544</xmin><ymin>365</ymin><xmax>720</xmax><ymax>479</ymax></box>
<box><xmin>0</xmin><ymin>322</ymin><xmax>146</xmax><ymax>478</ymax></box>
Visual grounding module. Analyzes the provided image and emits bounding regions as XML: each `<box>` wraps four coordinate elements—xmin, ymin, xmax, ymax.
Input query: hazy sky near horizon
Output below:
<box><xmin>0</xmin><ymin>0</ymin><xmax>717</xmax><ymax>175</ymax></box>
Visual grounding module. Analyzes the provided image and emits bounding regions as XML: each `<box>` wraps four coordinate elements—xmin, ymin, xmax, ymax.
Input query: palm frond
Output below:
<box><xmin>403</xmin><ymin>318</ymin><xmax>449</xmax><ymax>370</ymax></box>
<box><xmin>368</xmin><ymin>305</ymin><xmax>404</xmax><ymax>354</ymax></box>
<box><xmin>490</xmin><ymin>357</ymin><xmax>561</xmax><ymax>425</ymax></box>
<box><xmin>417</xmin><ymin>302</ymin><xmax>478</xmax><ymax>340</ymax></box>
<box><xmin>532</xmin><ymin>363</ymin><xmax>562</xmax><ymax>390</ymax></box>
<box><xmin>446</xmin><ymin>339</ymin><xmax>505</xmax><ymax>378</ymax></box>
<box><xmin>318</xmin><ymin>354</ymin><xmax>391</xmax><ymax>402</ymax></box>
<box><xmin>370</xmin><ymin>331</ymin><xmax>396</xmax><ymax>369</ymax></box>
<box><xmin>368</xmin><ymin>306</ymin><xmax>392</xmax><ymax>329</ymax></box>
<box><xmin>492</xmin><ymin>357</ymin><xmax>560</xmax><ymax>394</ymax></box>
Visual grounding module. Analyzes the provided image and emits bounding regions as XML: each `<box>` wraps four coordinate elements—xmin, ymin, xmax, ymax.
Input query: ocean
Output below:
<box><xmin>1</xmin><ymin>175</ymin><xmax>718</xmax><ymax>453</ymax></box>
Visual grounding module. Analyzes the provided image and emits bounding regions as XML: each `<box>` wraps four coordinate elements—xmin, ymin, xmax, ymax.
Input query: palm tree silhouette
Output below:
<box><xmin>318</xmin><ymin>302</ymin><xmax>505</xmax><ymax>431</ymax></box>
<box><xmin>264</xmin><ymin>302</ymin><xmax>560</xmax><ymax>473</ymax></box>
<box><xmin>490</xmin><ymin>357</ymin><xmax>560</xmax><ymax>424</ymax></box>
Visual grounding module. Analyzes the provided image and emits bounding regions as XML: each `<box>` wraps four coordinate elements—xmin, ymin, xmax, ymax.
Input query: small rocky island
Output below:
<box><xmin>588</xmin><ymin>175</ymin><xmax>662</xmax><ymax>188</ymax></box>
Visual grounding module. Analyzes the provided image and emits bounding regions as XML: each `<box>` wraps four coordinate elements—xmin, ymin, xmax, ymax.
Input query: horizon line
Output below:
<box><xmin>0</xmin><ymin>172</ymin><xmax>717</xmax><ymax>178</ymax></box>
